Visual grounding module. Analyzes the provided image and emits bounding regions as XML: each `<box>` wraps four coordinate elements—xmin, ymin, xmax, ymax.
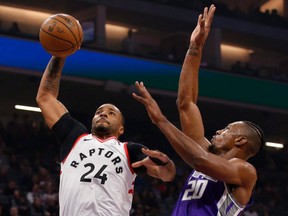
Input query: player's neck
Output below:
<box><xmin>221</xmin><ymin>148</ymin><xmax>247</xmax><ymax>161</ymax></box>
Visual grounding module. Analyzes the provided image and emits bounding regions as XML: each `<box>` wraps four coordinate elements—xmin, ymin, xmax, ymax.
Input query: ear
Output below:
<box><xmin>235</xmin><ymin>136</ymin><xmax>247</xmax><ymax>146</ymax></box>
<box><xmin>118</xmin><ymin>125</ymin><xmax>124</xmax><ymax>136</ymax></box>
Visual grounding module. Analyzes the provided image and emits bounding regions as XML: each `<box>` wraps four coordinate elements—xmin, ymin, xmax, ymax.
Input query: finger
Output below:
<box><xmin>133</xmin><ymin>81</ymin><xmax>144</xmax><ymax>97</ymax></box>
<box><xmin>204</xmin><ymin>7</ymin><xmax>215</xmax><ymax>32</ymax></box>
<box><xmin>135</xmin><ymin>81</ymin><xmax>141</xmax><ymax>90</ymax></box>
<box><xmin>132</xmin><ymin>92</ymin><xmax>144</xmax><ymax>104</ymax></box>
<box><xmin>142</xmin><ymin>148</ymin><xmax>156</xmax><ymax>156</ymax></box>
<box><xmin>132</xmin><ymin>161</ymin><xmax>144</xmax><ymax>168</ymax></box>
<box><xmin>135</xmin><ymin>81</ymin><xmax>145</xmax><ymax>93</ymax></box>
<box><xmin>197</xmin><ymin>14</ymin><xmax>203</xmax><ymax>26</ymax></box>
<box><xmin>203</xmin><ymin>7</ymin><xmax>208</xmax><ymax>19</ymax></box>
<box><xmin>143</xmin><ymin>149</ymin><xmax>161</xmax><ymax>159</ymax></box>
<box><xmin>136</xmin><ymin>82</ymin><xmax>151</xmax><ymax>98</ymax></box>
<box><xmin>199</xmin><ymin>18</ymin><xmax>205</xmax><ymax>31</ymax></box>
<box><xmin>207</xmin><ymin>5</ymin><xmax>216</xmax><ymax>23</ymax></box>
<box><xmin>143</xmin><ymin>149</ymin><xmax>168</xmax><ymax>161</ymax></box>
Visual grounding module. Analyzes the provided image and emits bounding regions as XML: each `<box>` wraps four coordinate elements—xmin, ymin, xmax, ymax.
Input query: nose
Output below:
<box><xmin>216</xmin><ymin>130</ymin><xmax>222</xmax><ymax>135</ymax></box>
<box><xmin>99</xmin><ymin>111</ymin><xmax>107</xmax><ymax>118</ymax></box>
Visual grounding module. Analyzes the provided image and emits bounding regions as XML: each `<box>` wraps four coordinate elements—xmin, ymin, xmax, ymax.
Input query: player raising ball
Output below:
<box><xmin>39</xmin><ymin>13</ymin><xmax>83</xmax><ymax>57</ymax></box>
<box><xmin>36</xmin><ymin>13</ymin><xmax>176</xmax><ymax>216</ymax></box>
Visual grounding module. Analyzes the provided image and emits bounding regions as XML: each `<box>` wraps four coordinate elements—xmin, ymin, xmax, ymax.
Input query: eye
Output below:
<box><xmin>109</xmin><ymin>111</ymin><xmax>116</xmax><ymax>116</ymax></box>
<box><xmin>95</xmin><ymin>110</ymin><xmax>101</xmax><ymax>115</ymax></box>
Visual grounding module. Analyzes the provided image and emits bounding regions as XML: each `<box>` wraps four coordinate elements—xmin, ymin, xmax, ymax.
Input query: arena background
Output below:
<box><xmin>0</xmin><ymin>0</ymin><xmax>287</xmax><ymax>215</ymax></box>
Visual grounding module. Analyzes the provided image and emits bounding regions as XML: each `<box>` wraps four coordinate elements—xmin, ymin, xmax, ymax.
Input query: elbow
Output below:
<box><xmin>36</xmin><ymin>93</ymin><xmax>44</xmax><ymax>106</ymax></box>
<box><xmin>36</xmin><ymin>92</ymin><xmax>51</xmax><ymax>107</ymax></box>
<box><xmin>176</xmin><ymin>97</ymin><xmax>187</xmax><ymax>111</ymax></box>
<box><xmin>176</xmin><ymin>96</ymin><xmax>193</xmax><ymax>112</ymax></box>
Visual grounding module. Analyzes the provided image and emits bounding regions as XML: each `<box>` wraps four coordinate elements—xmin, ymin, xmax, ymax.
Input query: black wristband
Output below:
<box><xmin>149</xmin><ymin>156</ymin><xmax>169</xmax><ymax>166</ymax></box>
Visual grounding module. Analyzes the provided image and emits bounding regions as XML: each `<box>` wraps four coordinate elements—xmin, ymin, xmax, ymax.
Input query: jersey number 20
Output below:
<box><xmin>182</xmin><ymin>179</ymin><xmax>208</xmax><ymax>200</ymax></box>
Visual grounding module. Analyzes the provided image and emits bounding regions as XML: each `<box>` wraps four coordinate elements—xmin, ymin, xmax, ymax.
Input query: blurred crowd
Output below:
<box><xmin>1</xmin><ymin>0</ymin><xmax>288</xmax><ymax>84</ymax></box>
<box><xmin>0</xmin><ymin>114</ymin><xmax>287</xmax><ymax>216</ymax></box>
<box><xmin>0</xmin><ymin>1</ymin><xmax>287</xmax><ymax>215</ymax></box>
<box><xmin>143</xmin><ymin>0</ymin><xmax>288</xmax><ymax>29</ymax></box>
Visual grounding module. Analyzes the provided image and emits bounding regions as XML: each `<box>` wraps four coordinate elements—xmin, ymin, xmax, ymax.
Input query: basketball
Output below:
<box><xmin>39</xmin><ymin>13</ymin><xmax>83</xmax><ymax>57</ymax></box>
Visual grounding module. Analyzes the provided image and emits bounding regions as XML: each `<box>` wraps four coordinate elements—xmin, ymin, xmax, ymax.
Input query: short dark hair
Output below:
<box><xmin>243</xmin><ymin>121</ymin><xmax>265</xmax><ymax>151</ymax></box>
<box><xmin>110</xmin><ymin>104</ymin><xmax>125</xmax><ymax>127</ymax></box>
<box><xmin>120</xmin><ymin>112</ymin><xmax>125</xmax><ymax>127</ymax></box>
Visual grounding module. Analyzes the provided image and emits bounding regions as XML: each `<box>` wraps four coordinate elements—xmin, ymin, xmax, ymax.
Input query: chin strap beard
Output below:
<box><xmin>92</xmin><ymin>125</ymin><xmax>110</xmax><ymax>136</ymax></box>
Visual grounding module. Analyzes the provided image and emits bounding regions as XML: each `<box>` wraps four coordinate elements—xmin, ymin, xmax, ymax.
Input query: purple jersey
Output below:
<box><xmin>172</xmin><ymin>170</ymin><xmax>253</xmax><ymax>216</ymax></box>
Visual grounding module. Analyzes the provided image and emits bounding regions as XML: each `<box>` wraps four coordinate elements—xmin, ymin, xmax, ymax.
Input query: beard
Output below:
<box><xmin>92</xmin><ymin>125</ymin><xmax>110</xmax><ymax>136</ymax></box>
<box><xmin>208</xmin><ymin>143</ymin><xmax>222</xmax><ymax>155</ymax></box>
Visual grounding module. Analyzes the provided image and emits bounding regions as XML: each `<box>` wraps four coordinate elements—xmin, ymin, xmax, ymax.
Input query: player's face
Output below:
<box><xmin>210</xmin><ymin>122</ymin><xmax>242</xmax><ymax>155</ymax></box>
<box><xmin>91</xmin><ymin>104</ymin><xmax>124</xmax><ymax>137</ymax></box>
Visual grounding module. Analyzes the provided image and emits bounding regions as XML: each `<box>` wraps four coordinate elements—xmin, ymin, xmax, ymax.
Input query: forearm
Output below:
<box><xmin>177</xmin><ymin>44</ymin><xmax>207</xmax><ymax>145</ymax></box>
<box><xmin>177</xmin><ymin>44</ymin><xmax>202</xmax><ymax>105</ymax></box>
<box><xmin>36</xmin><ymin>56</ymin><xmax>68</xmax><ymax>128</ymax></box>
<box><xmin>36</xmin><ymin>56</ymin><xmax>66</xmax><ymax>101</ymax></box>
<box><xmin>155</xmin><ymin>116</ymin><xmax>207</xmax><ymax>168</ymax></box>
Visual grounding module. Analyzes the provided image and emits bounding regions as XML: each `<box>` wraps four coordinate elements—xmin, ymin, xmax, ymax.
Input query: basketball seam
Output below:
<box><xmin>40</xmin><ymin>14</ymin><xmax>82</xmax><ymax>57</ymax></box>
<box><xmin>44</xmin><ymin>46</ymin><xmax>74</xmax><ymax>52</ymax></box>
<box><xmin>51</xmin><ymin>16</ymin><xmax>79</xmax><ymax>45</ymax></box>
<box><xmin>40</xmin><ymin>29</ymin><xmax>74</xmax><ymax>47</ymax></box>
<box><xmin>46</xmin><ymin>49</ymin><xmax>74</xmax><ymax>56</ymax></box>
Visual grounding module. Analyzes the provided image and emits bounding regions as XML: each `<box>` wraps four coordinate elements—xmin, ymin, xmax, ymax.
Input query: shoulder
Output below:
<box><xmin>229</xmin><ymin>158</ymin><xmax>256</xmax><ymax>171</ymax></box>
<box><xmin>125</xmin><ymin>142</ymin><xmax>147</xmax><ymax>165</ymax></box>
<box><xmin>126</xmin><ymin>141</ymin><xmax>146</xmax><ymax>155</ymax></box>
<box><xmin>227</xmin><ymin>158</ymin><xmax>257</xmax><ymax>206</ymax></box>
<box><xmin>126</xmin><ymin>141</ymin><xmax>146</xmax><ymax>148</ymax></box>
<box><xmin>229</xmin><ymin>158</ymin><xmax>257</xmax><ymax>184</ymax></box>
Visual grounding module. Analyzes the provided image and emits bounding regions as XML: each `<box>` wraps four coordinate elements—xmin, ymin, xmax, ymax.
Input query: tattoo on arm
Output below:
<box><xmin>186</xmin><ymin>44</ymin><xmax>200</xmax><ymax>56</ymax></box>
<box><xmin>44</xmin><ymin>57</ymin><xmax>62</xmax><ymax>94</ymax></box>
<box><xmin>48</xmin><ymin>57</ymin><xmax>62</xmax><ymax>78</ymax></box>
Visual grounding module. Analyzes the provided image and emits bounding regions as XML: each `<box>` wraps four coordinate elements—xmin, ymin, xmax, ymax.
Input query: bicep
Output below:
<box><xmin>127</xmin><ymin>142</ymin><xmax>147</xmax><ymax>174</ymax></box>
<box><xmin>51</xmin><ymin>113</ymin><xmax>88</xmax><ymax>161</ymax></box>
<box><xmin>39</xmin><ymin>97</ymin><xmax>68</xmax><ymax>129</ymax></box>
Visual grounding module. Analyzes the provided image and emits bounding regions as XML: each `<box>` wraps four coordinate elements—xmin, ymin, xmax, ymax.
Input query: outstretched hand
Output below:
<box><xmin>190</xmin><ymin>4</ymin><xmax>216</xmax><ymax>48</ymax></box>
<box><xmin>132</xmin><ymin>81</ymin><xmax>165</xmax><ymax>125</ymax></box>
<box><xmin>132</xmin><ymin>148</ymin><xmax>171</xmax><ymax>169</ymax></box>
<box><xmin>132</xmin><ymin>148</ymin><xmax>176</xmax><ymax>182</ymax></box>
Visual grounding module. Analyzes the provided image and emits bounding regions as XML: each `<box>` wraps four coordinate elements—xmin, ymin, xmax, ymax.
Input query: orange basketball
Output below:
<box><xmin>39</xmin><ymin>14</ymin><xmax>83</xmax><ymax>57</ymax></box>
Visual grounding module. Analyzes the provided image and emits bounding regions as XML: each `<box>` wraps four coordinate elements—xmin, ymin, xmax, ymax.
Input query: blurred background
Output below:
<box><xmin>0</xmin><ymin>0</ymin><xmax>287</xmax><ymax>215</ymax></box>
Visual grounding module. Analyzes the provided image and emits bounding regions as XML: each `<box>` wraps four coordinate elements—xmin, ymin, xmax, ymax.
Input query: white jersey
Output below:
<box><xmin>59</xmin><ymin>133</ymin><xmax>136</xmax><ymax>216</ymax></box>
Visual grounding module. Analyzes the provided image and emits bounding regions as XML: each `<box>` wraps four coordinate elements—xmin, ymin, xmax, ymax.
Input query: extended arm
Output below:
<box><xmin>36</xmin><ymin>56</ymin><xmax>68</xmax><ymax>128</ymax></box>
<box><xmin>176</xmin><ymin>5</ymin><xmax>216</xmax><ymax>149</ymax></box>
<box><xmin>132</xmin><ymin>148</ymin><xmax>176</xmax><ymax>182</ymax></box>
<box><xmin>133</xmin><ymin>81</ymin><xmax>256</xmax><ymax>187</ymax></box>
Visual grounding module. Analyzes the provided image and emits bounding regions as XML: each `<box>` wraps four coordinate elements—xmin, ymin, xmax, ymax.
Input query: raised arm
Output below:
<box><xmin>36</xmin><ymin>56</ymin><xmax>68</xmax><ymax>128</ymax></box>
<box><xmin>176</xmin><ymin>5</ymin><xmax>216</xmax><ymax>150</ymax></box>
<box><xmin>132</xmin><ymin>82</ymin><xmax>256</xmax><ymax>191</ymax></box>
